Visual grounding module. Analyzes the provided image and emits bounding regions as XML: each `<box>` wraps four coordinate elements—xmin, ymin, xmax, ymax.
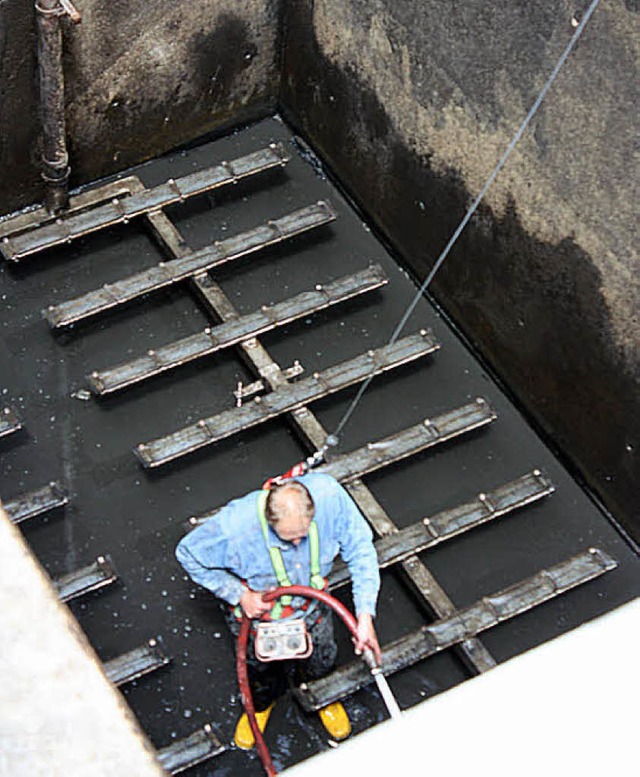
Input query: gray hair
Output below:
<box><xmin>265</xmin><ymin>481</ymin><xmax>315</xmax><ymax>525</ymax></box>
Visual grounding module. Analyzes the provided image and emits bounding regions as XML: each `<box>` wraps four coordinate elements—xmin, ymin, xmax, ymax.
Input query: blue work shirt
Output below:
<box><xmin>175</xmin><ymin>472</ymin><xmax>380</xmax><ymax>616</ymax></box>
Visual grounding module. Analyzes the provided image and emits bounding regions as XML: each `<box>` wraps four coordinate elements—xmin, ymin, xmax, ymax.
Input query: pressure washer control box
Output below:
<box><xmin>255</xmin><ymin>618</ymin><xmax>313</xmax><ymax>662</ymax></box>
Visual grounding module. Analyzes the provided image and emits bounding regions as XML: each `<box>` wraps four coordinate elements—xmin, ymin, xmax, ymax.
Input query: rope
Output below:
<box><xmin>324</xmin><ymin>0</ymin><xmax>601</xmax><ymax>449</ymax></box>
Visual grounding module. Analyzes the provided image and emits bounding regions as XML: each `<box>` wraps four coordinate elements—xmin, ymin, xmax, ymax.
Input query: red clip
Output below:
<box><xmin>262</xmin><ymin>461</ymin><xmax>308</xmax><ymax>490</ymax></box>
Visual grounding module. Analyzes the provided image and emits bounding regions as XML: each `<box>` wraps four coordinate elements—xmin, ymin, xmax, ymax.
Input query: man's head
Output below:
<box><xmin>265</xmin><ymin>481</ymin><xmax>315</xmax><ymax>545</ymax></box>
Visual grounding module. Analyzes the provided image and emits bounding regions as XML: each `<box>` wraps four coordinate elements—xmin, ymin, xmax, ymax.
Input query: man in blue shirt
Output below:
<box><xmin>176</xmin><ymin>471</ymin><xmax>381</xmax><ymax>748</ymax></box>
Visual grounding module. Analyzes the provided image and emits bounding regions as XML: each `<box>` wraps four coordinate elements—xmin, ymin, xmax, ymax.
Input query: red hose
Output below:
<box><xmin>235</xmin><ymin>586</ymin><xmax>361</xmax><ymax>777</ymax></box>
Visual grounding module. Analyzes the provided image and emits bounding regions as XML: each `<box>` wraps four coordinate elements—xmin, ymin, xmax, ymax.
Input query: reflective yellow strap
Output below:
<box><xmin>255</xmin><ymin>490</ymin><xmax>324</xmax><ymax>619</ymax></box>
<box><xmin>257</xmin><ymin>491</ymin><xmax>291</xmax><ymax>619</ymax></box>
<box><xmin>307</xmin><ymin>521</ymin><xmax>324</xmax><ymax>590</ymax></box>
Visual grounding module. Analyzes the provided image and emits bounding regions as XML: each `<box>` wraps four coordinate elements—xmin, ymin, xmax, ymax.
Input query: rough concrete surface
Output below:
<box><xmin>0</xmin><ymin>0</ymin><xmax>280</xmax><ymax>214</ymax></box>
<box><xmin>281</xmin><ymin>0</ymin><xmax>640</xmax><ymax>538</ymax></box>
<box><xmin>0</xmin><ymin>503</ymin><xmax>164</xmax><ymax>777</ymax></box>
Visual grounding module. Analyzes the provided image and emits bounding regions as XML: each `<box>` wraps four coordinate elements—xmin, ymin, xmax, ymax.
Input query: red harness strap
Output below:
<box><xmin>261</xmin><ymin>461</ymin><xmax>308</xmax><ymax>490</ymax></box>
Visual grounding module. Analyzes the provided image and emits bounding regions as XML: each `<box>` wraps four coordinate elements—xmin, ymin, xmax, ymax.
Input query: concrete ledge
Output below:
<box><xmin>289</xmin><ymin>597</ymin><xmax>640</xmax><ymax>777</ymax></box>
<box><xmin>0</xmin><ymin>502</ymin><xmax>164</xmax><ymax>776</ymax></box>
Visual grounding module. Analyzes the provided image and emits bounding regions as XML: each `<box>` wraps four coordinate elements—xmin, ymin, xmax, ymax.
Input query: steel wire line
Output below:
<box><xmin>325</xmin><ymin>0</ymin><xmax>601</xmax><ymax>450</ymax></box>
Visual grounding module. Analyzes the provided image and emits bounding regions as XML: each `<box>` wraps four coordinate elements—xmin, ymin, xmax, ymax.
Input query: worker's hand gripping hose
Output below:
<box><xmin>236</xmin><ymin>585</ymin><xmax>398</xmax><ymax>776</ymax></box>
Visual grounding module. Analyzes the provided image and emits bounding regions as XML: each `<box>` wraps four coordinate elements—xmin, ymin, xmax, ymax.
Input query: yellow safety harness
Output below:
<box><xmin>256</xmin><ymin>489</ymin><xmax>324</xmax><ymax>620</ymax></box>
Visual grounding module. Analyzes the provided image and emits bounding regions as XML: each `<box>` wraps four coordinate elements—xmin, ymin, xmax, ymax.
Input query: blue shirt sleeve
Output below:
<box><xmin>330</xmin><ymin>479</ymin><xmax>380</xmax><ymax>617</ymax></box>
<box><xmin>175</xmin><ymin>515</ymin><xmax>246</xmax><ymax>607</ymax></box>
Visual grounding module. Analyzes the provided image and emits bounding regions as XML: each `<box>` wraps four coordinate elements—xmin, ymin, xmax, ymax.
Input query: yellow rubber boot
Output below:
<box><xmin>318</xmin><ymin>701</ymin><xmax>351</xmax><ymax>741</ymax></box>
<box><xmin>234</xmin><ymin>703</ymin><xmax>275</xmax><ymax>750</ymax></box>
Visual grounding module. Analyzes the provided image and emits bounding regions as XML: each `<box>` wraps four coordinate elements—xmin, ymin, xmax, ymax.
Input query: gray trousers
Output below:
<box><xmin>224</xmin><ymin>602</ymin><xmax>338</xmax><ymax>712</ymax></box>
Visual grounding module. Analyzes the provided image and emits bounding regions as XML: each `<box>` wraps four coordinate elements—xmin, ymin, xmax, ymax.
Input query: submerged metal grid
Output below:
<box><xmin>1</xmin><ymin>131</ymin><xmax>626</xmax><ymax>775</ymax></box>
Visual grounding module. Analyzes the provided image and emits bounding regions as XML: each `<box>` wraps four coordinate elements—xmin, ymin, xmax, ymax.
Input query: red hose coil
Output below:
<box><xmin>235</xmin><ymin>586</ymin><xmax>361</xmax><ymax>777</ymax></box>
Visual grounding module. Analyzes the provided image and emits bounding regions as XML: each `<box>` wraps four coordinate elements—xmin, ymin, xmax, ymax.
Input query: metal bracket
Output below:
<box><xmin>234</xmin><ymin>360</ymin><xmax>303</xmax><ymax>407</ymax></box>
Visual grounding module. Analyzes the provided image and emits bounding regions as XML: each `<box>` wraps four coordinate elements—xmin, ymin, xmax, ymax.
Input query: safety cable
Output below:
<box><xmin>321</xmin><ymin>0</ymin><xmax>601</xmax><ymax>453</ymax></box>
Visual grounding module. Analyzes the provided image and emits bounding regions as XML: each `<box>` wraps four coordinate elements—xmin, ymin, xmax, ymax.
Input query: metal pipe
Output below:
<box><xmin>35</xmin><ymin>0</ymin><xmax>80</xmax><ymax>213</ymax></box>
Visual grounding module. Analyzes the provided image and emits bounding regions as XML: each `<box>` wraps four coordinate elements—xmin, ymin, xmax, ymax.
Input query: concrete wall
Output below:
<box><xmin>281</xmin><ymin>0</ymin><xmax>640</xmax><ymax>541</ymax></box>
<box><xmin>0</xmin><ymin>0</ymin><xmax>281</xmax><ymax>214</ymax></box>
<box><xmin>0</xmin><ymin>504</ymin><xmax>164</xmax><ymax>776</ymax></box>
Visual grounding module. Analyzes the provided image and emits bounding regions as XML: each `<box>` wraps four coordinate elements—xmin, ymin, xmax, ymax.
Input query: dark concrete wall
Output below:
<box><xmin>281</xmin><ymin>0</ymin><xmax>640</xmax><ymax>540</ymax></box>
<box><xmin>0</xmin><ymin>0</ymin><xmax>281</xmax><ymax>214</ymax></box>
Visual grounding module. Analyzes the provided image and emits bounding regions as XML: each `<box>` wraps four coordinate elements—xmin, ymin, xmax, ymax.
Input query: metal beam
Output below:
<box><xmin>295</xmin><ymin>547</ymin><xmax>617</xmax><ymax>711</ymax></box>
<box><xmin>187</xmin><ymin>399</ymin><xmax>496</xmax><ymax>529</ymax></box>
<box><xmin>4</xmin><ymin>482</ymin><xmax>68</xmax><ymax>525</ymax></box>
<box><xmin>44</xmin><ymin>201</ymin><xmax>336</xmax><ymax>328</ymax></box>
<box><xmin>1</xmin><ymin>145</ymin><xmax>288</xmax><ymax>261</ymax></box>
<box><xmin>135</xmin><ymin>331</ymin><xmax>440</xmax><ymax>468</ymax></box>
<box><xmin>0</xmin><ymin>406</ymin><xmax>22</xmax><ymax>439</ymax></box>
<box><xmin>327</xmin><ymin>470</ymin><xmax>554</xmax><ymax>589</ymax></box>
<box><xmin>157</xmin><ymin>724</ymin><xmax>226</xmax><ymax>775</ymax></box>
<box><xmin>87</xmin><ymin>265</ymin><xmax>388</xmax><ymax>395</ymax></box>
<box><xmin>103</xmin><ymin>638</ymin><xmax>171</xmax><ymax>687</ymax></box>
<box><xmin>53</xmin><ymin>555</ymin><xmax>118</xmax><ymax>602</ymax></box>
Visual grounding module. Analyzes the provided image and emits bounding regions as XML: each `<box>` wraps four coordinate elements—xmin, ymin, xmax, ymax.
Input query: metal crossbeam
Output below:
<box><xmin>135</xmin><ymin>331</ymin><xmax>440</xmax><ymax>468</ymax></box>
<box><xmin>1</xmin><ymin>145</ymin><xmax>288</xmax><ymax>262</ymax></box>
<box><xmin>327</xmin><ymin>470</ymin><xmax>554</xmax><ymax>589</ymax></box>
<box><xmin>320</xmin><ymin>399</ymin><xmax>495</xmax><ymax>483</ymax></box>
<box><xmin>295</xmin><ymin>547</ymin><xmax>617</xmax><ymax>711</ymax></box>
<box><xmin>157</xmin><ymin>724</ymin><xmax>226</xmax><ymax>775</ymax></box>
<box><xmin>4</xmin><ymin>482</ymin><xmax>68</xmax><ymax>525</ymax></box>
<box><xmin>53</xmin><ymin>555</ymin><xmax>118</xmax><ymax>602</ymax></box>
<box><xmin>87</xmin><ymin>265</ymin><xmax>388</xmax><ymax>395</ymax></box>
<box><xmin>103</xmin><ymin>638</ymin><xmax>171</xmax><ymax>686</ymax></box>
<box><xmin>44</xmin><ymin>201</ymin><xmax>336</xmax><ymax>328</ymax></box>
<box><xmin>0</xmin><ymin>406</ymin><xmax>22</xmax><ymax>439</ymax></box>
<box><xmin>187</xmin><ymin>398</ymin><xmax>496</xmax><ymax>529</ymax></box>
